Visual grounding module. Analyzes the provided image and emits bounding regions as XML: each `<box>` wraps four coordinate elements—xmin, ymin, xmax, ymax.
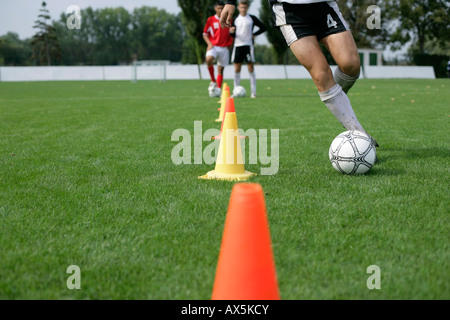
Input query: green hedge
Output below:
<box><xmin>413</xmin><ymin>54</ymin><xmax>449</xmax><ymax>78</ymax></box>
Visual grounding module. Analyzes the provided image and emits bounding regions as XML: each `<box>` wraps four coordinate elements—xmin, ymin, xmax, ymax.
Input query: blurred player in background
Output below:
<box><xmin>203</xmin><ymin>1</ymin><xmax>234</xmax><ymax>97</ymax></box>
<box><xmin>229</xmin><ymin>0</ymin><xmax>266</xmax><ymax>98</ymax></box>
<box><xmin>220</xmin><ymin>0</ymin><xmax>378</xmax><ymax>146</ymax></box>
<box><xmin>447</xmin><ymin>60</ymin><xmax>450</xmax><ymax>78</ymax></box>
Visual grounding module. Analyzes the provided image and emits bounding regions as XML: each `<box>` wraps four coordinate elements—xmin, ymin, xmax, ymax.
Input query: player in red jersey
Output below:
<box><xmin>203</xmin><ymin>1</ymin><xmax>234</xmax><ymax>96</ymax></box>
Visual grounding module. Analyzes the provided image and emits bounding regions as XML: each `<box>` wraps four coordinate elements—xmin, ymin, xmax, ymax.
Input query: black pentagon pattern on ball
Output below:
<box><xmin>329</xmin><ymin>130</ymin><xmax>375</xmax><ymax>175</ymax></box>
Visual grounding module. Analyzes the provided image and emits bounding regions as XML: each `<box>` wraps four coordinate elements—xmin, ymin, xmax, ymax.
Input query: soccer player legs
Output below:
<box><xmin>276</xmin><ymin>2</ymin><xmax>377</xmax><ymax>145</ymax></box>
<box><xmin>289</xmin><ymin>33</ymin><xmax>368</xmax><ymax>136</ymax></box>
<box><xmin>205</xmin><ymin>49</ymin><xmax>227</xmax><ymax>91</ymax></box>
<box><xmin>233</xmin><ymin>59</ymin><xmax>256</xmax><ymax>98</ymax></box>
<box><xmin>230</xmin><ymin>0</ymin><xmax>266</xmax><ymax>98</ymax></box>
<box><xmin>222</xmin><ymin>1</ymin><xmax>378</xmax><ymax>145</ymax></box>
<box><xmin>203</xmin><ymin>1</ymin><xmax>233</xmax><ymax>94</ymax></box>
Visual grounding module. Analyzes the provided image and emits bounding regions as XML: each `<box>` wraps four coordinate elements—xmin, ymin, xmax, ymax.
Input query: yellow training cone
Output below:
<box><xmin>218</xmin><ymin>83</ymin><xmax>229</xmax><ymax>104</ymax></box>
<box><xmin>216</xmin><ymin>86</ymin><xmax>230</xmax><ymax>122</ymax></box>
<box><xmin>199</xmin><ymin>112</ymin><xmax>255</xmax><ymax>181</ymax></box>
<box><xmin>217</xmin><ymin>83</ymin><xmax>228</xmax><ymax>109</ymax></box>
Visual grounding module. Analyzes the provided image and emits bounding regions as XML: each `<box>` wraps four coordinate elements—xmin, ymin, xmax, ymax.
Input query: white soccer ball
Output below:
<box><xmin>233</xmin><ymin>86</ymin><xmax>246</xmax><ymax>98</ymax></box>
<box><xmin>209</xmin><ymin>87</ymin><xmax>221</xmax><ymax>98</ymax></box>
<box><xmin>329</xmin><ymin>130</ymin><xmax>376</xmax><ymax>175</ymax></box>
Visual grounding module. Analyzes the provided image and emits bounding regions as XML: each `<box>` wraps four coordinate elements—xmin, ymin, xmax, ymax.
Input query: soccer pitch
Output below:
<box><xmin>0</xmin><ymin>79</ymin><xmax>448</xmax><ymax>299</ymax></box>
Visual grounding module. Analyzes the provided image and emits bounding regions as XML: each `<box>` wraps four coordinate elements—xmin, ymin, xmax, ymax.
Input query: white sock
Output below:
<box><xmin>234</xmin><ymin>72</ymin><xmax>241</xmax><ymax>89</ymax></box>
<box><xmin>333</xmin><ymin>67</ymin><xmax>359</xmax><ymax>94</ymax></box>
<box><xmin>249</xmin><ymin>72</ymin><xmax>256</xmax><ymax>95</ymax></box>
<box><xmin>319</xmin><ymin>84</ymin><xmax>366</xmax><ymax>133</ymax></box>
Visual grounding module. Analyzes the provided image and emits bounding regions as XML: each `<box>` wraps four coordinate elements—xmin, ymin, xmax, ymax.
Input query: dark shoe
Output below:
<box><xmin>371</xmin><ymin>137</ymin><xmax>379</xmax><ymax>148</ymax></box>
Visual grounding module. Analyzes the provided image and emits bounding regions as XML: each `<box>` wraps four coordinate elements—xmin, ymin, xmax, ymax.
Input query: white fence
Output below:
<box><xmin>0</xmin><ymin>65</ymin><xmax>435</xmax><ymax>82</ymax></box>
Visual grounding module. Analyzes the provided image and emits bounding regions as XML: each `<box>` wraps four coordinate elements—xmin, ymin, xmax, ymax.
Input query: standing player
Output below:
<box><xmin>230</xmin><ymin>0</ymin><xmax>266</xmax><ymax>98</ymax></box>
<box><xmin>220</xmin><ymin>0</ymin><xmax>378</xmax><ymax>146</ymax></box>
<box><xmin>203</xmin><ymin>1</ymin><xmax>234</xmax><ymax>97</ymax></box>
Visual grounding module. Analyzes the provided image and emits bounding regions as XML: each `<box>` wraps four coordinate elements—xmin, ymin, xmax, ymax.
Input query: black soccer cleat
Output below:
<box><xmin>371</xmin><ymin>138</ymin><xmax>379</xmax><ymax>148</ymax></box>
<box><xmin>368</xmin><ymin>137</ymin><xmax>379</xmax><ymax>164</ymax></box>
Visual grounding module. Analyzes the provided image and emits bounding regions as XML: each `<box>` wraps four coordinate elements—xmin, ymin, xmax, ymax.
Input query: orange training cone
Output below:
<box><xmin>220</xmin><ymin>97</ymin><xmax>235</xmax><ymax>131</ymax></box>
<box><xmin>212</xmin><ymin>183</ymin><xmax>280</xmax><ymax>300</ymax></box>
<box><xmin>213</xmin><ymin>97</ymin><xmax>235</xmax><ymax>140</ymax></box>
<box><xmin>213</xmin><ymin>97</ymin><xmax>246</xmax><ymax>140</ymax></box>
<box><xmin>216</xmin><ymin>86</ymin><xmax>230</xmax><ymax>122</ymax></box>
<box><xmin>199</xmin><ymin>111</ymin><xmax>255</xmax><ymax>181</ymax></box>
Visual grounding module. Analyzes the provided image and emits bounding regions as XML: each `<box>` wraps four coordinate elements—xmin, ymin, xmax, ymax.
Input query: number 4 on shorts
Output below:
<box><xmin>327</xmin><ymin>14</ymin><xmax>338</xmax><ymax>28</ymax></box>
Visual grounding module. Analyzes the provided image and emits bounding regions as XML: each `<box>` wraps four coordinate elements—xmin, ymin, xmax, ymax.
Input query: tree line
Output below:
<box><xmin>0</xmin><ymin>3</ymin><xmax>187</xmax><ymax>66</ymax></box>
<box><xmin>0</xmin><ymin>0</ymin><xmax>448</xmax><ymax>75</ymax></box>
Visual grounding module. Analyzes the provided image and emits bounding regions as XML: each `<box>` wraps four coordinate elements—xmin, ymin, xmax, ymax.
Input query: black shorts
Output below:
<box><xmin>271</xmin><ymin>1</ymin><xmax>349</xmax><ymax>46</ymax></box>
<box><xmin>231</xmin><ymin>45</ymin><xmax>255</xmax><ymax>64</ymax></box>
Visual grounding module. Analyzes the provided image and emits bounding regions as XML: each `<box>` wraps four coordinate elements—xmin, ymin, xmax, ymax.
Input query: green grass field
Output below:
<box><xmin>0</xmin><ymin>78</ymin><xmax>449</xmax><ymax>299</ymax></box>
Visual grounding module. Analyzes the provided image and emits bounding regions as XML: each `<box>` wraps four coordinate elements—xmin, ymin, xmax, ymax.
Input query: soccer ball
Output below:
<box><xmin>329</xmin><ymin>130</ymin><xmax>376</xmax><ymax>175</ymax></box>
<box><xmin>233</xmin><ymin>86</ymin><xmax>246</xmax><ymax>98</ymax></box>
<box><xmin>209</xmin><ymin>87</ymin><xmax>221</xmax><ymax>98</ymax></box>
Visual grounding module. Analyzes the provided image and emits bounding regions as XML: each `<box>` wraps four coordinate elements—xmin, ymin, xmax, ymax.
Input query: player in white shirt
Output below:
<box><xmin>229</xmin><ymin>1</ymin><xmax>266</xmax><ymax>98</ymax></box>
<box><xmin>220</xmin><ymin>0</ymin><xmax>379</xmax><ymax>147</ymax></box>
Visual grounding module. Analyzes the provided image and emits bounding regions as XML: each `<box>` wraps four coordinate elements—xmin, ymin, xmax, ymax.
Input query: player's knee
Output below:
<box><xmin>340</xmin><ymin>54</ymin><xmax>361</xmax><ymax>77</ymax></box>
<box><xmin>312</xmin><ymin>69</ymin><xmax>333</xmax><ymax>85</ymax></box>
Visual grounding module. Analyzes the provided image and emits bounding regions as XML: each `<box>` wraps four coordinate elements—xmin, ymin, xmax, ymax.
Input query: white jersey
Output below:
<box><xmin>232</xmin><ymin>14</ymin><xmax>266</xmax><ymax>47</ymax></box>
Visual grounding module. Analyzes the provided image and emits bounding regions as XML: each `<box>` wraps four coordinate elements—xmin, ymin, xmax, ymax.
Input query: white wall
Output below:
<box><xmin>363</xmin><ymin>66</ymin><xmax>436</xmax><ymax>79</ymax></box>
<box><xmin>0</xmin><ymin>65</ymin><xmax>435</xmax><ymax>82</ymax></box>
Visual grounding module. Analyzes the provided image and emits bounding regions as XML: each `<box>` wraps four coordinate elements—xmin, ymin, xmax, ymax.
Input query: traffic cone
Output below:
<box><xmin>199</xmin><ymin>111</ymin><xmax>255</xmax><ymax>181</ymax></box>
<box><xmin>216</xmin><ymin>86</ymin><xmax>230</xmax><ymax>122</ymax></box>
<box><xmin>213</xmin><ymin>97</ymin><xmax>246</xmax><ymax>140</ymax></box>
<box><xmin>212</xmin><ymin>183</ymin><xmax>280</xmax><ymax>300</ymax></box>
<box><xmin>218</xmin><ymin>83</ymin><xmax>229</xmax><ymax>105</ymax></box>
<box><xmin>220</xmin><ymin>97</ymin><xmax>235</xmax><ymax>131</ymax></box>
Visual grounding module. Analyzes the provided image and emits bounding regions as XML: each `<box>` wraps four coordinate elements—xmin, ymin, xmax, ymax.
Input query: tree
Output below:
<box><xmin>408</xmin><ymin>37</ymin><xmax>450</xmax><ymax>56</ymax></box>
<box><xmin>130</xmin><ymin>8</ymin><xmax>185</xmax><ymax>62</ymax></box>
<box><xmin>254</xmin><ymin>44</ymin><xmax>299</xmax><ymax>65</ymax></box>
<box><xmin>177</xmin><ymin>0</ymin><xmax>215</xmax><ymax>69</ymax></box>
<box><xmin>254</xmin><ymin>44</ymin><xmax>277</xmax><ymax>64</ymax></box>
<box><xmin>0</xmin><ymin>33</ymin><xmax>32</xmax><ymax>66</ymax></box>
<box><xmin>181</xmin><ymin>37</ymin><xmax>199</xmax><ymax>64</ymax></box>
<box><xmin>54</xmin><ymin>7</ymin><xmax>130</xmax><ymax>65</ymax></box>
<box><xmin>259</xmin><ymin>0</ymin><xmax>288</xmax><ymax>64</ymax></box>
<box><xmin>53</xmin><ymin>6</ymin><xmax>185</xmax><ymax>65</ymax></box>
<box><xmin>31</xmin><ymin>1</ymin><xmax>61</xmax><ymax>65</ymax></box>
<box><xmin>91</xmin><ymin>7</ymin><xmax>133</xmax><ymax>65</ymax></box>
<box><xmin>53</xmin><ymin>10</ymin><xmax>91</xmax><ymax>65</ymax></box>
<box><xmin>336</xmin><ymin>0</ymin><xmax>388</xmax><ymax>49</ymax></box>
<box><xmin>383</xmin><ymin>0</ymin><xmax>450</xmax><ymax>54</ymax></box>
